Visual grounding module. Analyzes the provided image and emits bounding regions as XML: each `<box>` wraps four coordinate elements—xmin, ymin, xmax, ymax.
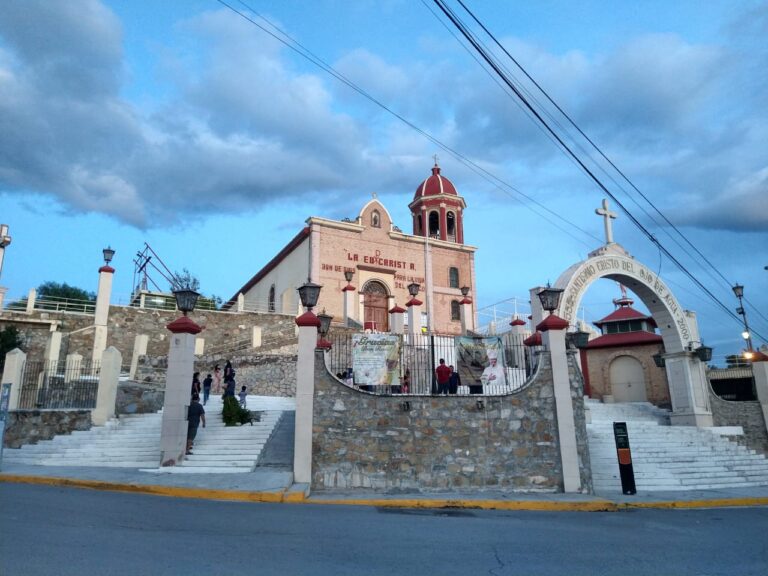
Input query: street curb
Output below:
<box><xmin>2</xmin><ymin>474</ymin><xmax>768</xmax><ymax>511</ymax></box>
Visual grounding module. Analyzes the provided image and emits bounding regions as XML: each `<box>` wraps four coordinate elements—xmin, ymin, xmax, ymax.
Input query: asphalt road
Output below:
<box><xmin>1</xmin><ymin>483</ymin><xmax>767</xmax><ymax>575</ymax></box>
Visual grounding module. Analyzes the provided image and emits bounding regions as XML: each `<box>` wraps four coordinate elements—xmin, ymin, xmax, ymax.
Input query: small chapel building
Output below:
<box><xmin>225</xmin><ymin>163</ymin><xmax>477</xmax><ymax>335</ymax></box>
<box><xmin>580</xmin><ymin>288</ymin><xmax>671</xmax><ymax>407</ymax></box>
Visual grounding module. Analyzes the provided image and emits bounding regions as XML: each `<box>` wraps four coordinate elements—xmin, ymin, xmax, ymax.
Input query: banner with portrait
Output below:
<box><xmin>454</xmin><ymin>336</ymin><xmax>507</xmax><ymax>391</ymax></box>
<box><xmin>352</xmin><ymin>334</ymin><xmax>400</xmax><ymax>386</ymax></box>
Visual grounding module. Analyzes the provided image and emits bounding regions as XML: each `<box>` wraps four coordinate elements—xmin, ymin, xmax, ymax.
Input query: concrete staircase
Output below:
<box><xmin>2</xmin><ymin>395</ymin><xmax>296</xmax><ymax>474</ymax></box>
<box><xmin>586</xmin><ymin>399</ymin><xmax>768</xmax><ymax>492</ymax></box>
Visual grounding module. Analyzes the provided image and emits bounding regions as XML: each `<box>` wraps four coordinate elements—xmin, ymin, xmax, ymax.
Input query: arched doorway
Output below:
<box><xmin>544</xmin><ymin>241</ymin><xmax>712</xmax><ymax>427</ymax></box>
<box><xmin>609</xmin><ymin>355</ymin><xmax>647</xmax><ymax>402</ymax></box>
<box><xmin>362</xmin><ymin>280</ymin><xmax>389</xmax><ymax>332</ymax></box>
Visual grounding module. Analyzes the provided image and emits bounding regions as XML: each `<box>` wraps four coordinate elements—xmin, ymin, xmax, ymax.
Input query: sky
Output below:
<box><xmin>0</xmin><ymin>0</ymin><xmax>766</xmax><ymax>365</ymax></box>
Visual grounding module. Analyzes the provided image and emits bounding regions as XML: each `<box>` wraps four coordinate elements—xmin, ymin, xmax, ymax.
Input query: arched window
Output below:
<box><xmin>451</xmin><ymin>300</ymin><xmax>461</xmax><ymax>321</ymax></box>
<box><xmin>449</xmin><ymin>267</ymin><xmax>459</xmax><ymax>288</ymax></box>
<box><xmin>371</xmin><ymin>210</ymin><xmax>381</xmax><ymax>228</ymax></box>
<box><xmin>428</xmin><ymin>211</ymin><xmax>440</xmax><ymax>237</ymax></box>
<box><xmin>446</xmin><ymin>211</ymin><xmax>456</xmax><ymax>239</ymax></box>
<box><xmin>268</xmin><ymin>284</ymin><xmax>276</xmax><ymax>313</ymax></box>
<box><xmin>417</xmin><ymin>214</ymin><xmax>423</xmax><ymax>234</ymax></box>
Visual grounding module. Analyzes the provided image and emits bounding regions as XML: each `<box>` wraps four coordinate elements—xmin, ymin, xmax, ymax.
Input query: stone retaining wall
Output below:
<box><xmin>710</xmin><ymin>391</ymin><xmax>768</xmax><ymax>455</ymax></box>
<box><xmin>135</xmin><ymin>354</ymin><xmax>297</xmax><ymax>397</ymax></box>
<box><xmin>311</xmin><ymin>350</ymin><xmax>592</xmax><ymax>493</ymax></box>
<box><xmin>3</xmin><ymin>410</ymin><xmax>91</xmax><ymax>448</ymax></box>
<box><xmin>116</xmin><ymin>382</ymin><xmax>165</xmax><ymax>415</ymax></box>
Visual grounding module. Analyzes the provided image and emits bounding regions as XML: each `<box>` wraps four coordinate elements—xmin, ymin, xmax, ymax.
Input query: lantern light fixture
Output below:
<box><xmin>102</xmin><ymin>246</ymin><xmax>115</xmax><ymax>265</ymax></box>
<box><xmin>173</xmin><ymin>288</ymin><xmax>199</xmax><ymax>316</ymax></box>
<box><xmin>297</xmin><ymin>280</ymin><xmax>322</xmax><ymax>311</ymax></box>
<box><xmin>407</xmin><ymin>282</ymin><xmax>420</xmax><ymax>297</ymax></box>
<box><xmin>537</xmin><ymin>283</ymin><xmax>564</xmax><ymax>314</ymax></box>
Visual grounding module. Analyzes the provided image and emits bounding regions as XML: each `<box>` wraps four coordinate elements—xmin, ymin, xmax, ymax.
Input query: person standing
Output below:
<box><xmin>223</xmin><ymin>360</ymin><xmax>234</xmax><ymax>384</ymax></box>
<box><xmin>186</xmin><ymin>393</ymin><xmax>206</xmax><ymax>455</ymax></box>
<box><xmin>213</xmin><ymin>364</ymin><xmax>222</xmax><ymax>394</ymax></box>
<box><xmin>238</xmin><ymin>385</ymin><xmax>248</xmax><ymax>408</ymax></box>
<box><xmin>448</xmin><ymin>365</ymin><xmax>461</xmax><ymax>394</ymax></box>
<box><xmin>435</xmin><ymin>358</ymin><xmax>451</xmax><ymax>395</ymax></box>
<box><xmin>400</xmin><ymin>369</ymin><xmax>411</xmax><ymax>394</ymax></box>
<box><xmin>191</xmin><ymin>372</ymin><xmax>201</xmax><ymax>397</ymax></box>
<box><xmin>202</xmin><ymin>373</ymin><xmax>213</xmax><ymax>405</ymax></box>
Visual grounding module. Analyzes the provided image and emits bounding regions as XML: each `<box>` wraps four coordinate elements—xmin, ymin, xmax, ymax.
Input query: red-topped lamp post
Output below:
<box><xmin>294</xmin><ymin>280</ymin><xmax>322</xmax><ymax>484</ymax></box>
<box><xmin>406</xmin><ymin>282</ymin><xmax>422</xmax><ymax>336</ymax></box>
<box><xmin>92</xmin><ymin>246</ymin><xmax>117</xmax><ymax>364</ymax></box>
<box><xmin>534</xmin><ymin>282</ymin><xmax>581</xmax><ymax>493</ymax></box>
<box><xmin>160</xmin><ymin>286</ymin><xmax>201</xmax><ymax>467</ymax></box>
<box><xmin>459</xmin><ymin>285</ymin><xmax>474</xmax><ymax>334</ymax></box>
<box><xmin>342</xmin><ymin>269</ymin><xmax>356</xmax><ymax>326</ymax></box>
<box><xmin>317</xmin><ymin>309</ymin><xmax>333</xmax><ymax>350</ymax></box>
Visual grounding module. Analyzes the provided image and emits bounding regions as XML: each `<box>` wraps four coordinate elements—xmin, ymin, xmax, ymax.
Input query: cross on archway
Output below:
<box><xmin>595</xmin><ymin>199</ymin><xmax>617</xmax><ymax>244</ymax></box>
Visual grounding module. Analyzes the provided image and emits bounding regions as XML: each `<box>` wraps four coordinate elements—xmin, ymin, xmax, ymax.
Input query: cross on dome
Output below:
<box><xmin>595</xmin><ymin>199</ymin><xmax>617</xmax><ymax>244</ymax></box>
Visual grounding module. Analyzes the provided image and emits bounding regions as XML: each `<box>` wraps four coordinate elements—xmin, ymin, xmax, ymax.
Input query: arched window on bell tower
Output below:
<box><xmin>447</xmin><ymin>211</ymin><xmax>456</xmax><ymax>242</ymax></box>
<box><xmin>428</xmin><ymin>211</ymin><xmax>440</xmax><ymax>238</ymax></box>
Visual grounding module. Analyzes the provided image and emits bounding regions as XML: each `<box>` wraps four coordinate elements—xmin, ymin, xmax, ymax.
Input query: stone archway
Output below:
<box><xmin>362</xmin><ymin>280</ymin><xmax>389</xmax><ymax>332</ymax></box>
<box><xmin>538</xmin><ymin>242</ymin><xmax>712</xmax><ymax>426</ymax></box>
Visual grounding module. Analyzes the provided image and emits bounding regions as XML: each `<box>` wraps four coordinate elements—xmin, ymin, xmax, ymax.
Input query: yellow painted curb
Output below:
<box><xmin>0</xmin><ymin>474</ymin><xmax>287</xmax><ymax>503</ymax></box>
<box><xmin>618</xmin><ymin>497</ymin><xmax>768</xmax><ymax>510</ymax></box>
<box><xmin>302</xmin><ymin>497</ymin><xmax>618</xmax><ymax>512</ymax></box>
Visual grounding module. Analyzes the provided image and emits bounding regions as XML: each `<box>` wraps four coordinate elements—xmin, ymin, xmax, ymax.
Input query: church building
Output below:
<box><xmin>225</xmin><ymin>163</ymin><xmax>478</xmax><ymax>335</ymax></box>
<box><xmin>580</xmin><ymin>288</ymin><xmax>670</xmax><ymax>407</ymax></box>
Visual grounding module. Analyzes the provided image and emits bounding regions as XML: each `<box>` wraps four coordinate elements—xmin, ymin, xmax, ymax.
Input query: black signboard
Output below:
<box><xmin>613</xmin><ymin>422</ymin><xmax>636</xmax><ymax>495</ymax></box>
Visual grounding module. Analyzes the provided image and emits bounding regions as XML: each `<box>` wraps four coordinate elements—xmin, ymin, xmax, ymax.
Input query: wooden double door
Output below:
<box><xmin>363</xmin><ymin>280</ymin><xmax>389</xmax><ymax>332</ymax></box>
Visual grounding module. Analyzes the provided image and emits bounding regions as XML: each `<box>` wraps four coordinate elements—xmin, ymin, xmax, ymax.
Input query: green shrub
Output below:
<box><xmin>222</xmin><ymin>396</ymin><xmax>250</xmax><ymax>426</ymax></box>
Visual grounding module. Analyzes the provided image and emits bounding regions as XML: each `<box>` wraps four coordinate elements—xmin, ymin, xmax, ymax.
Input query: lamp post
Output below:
<box><xmin>537</xmin><ymin>284</ymin><xmax>564</xmax><ymax>316</ymax></box>
<box><xmin>102</xmin><ymin>246</ymin><xmax>115</xmax><ymax>266</ymax></box>
<box><xmin>298</xmin><ymin>280</ymin><xmax>322</xmax><ymax>313</ymax></box>
<box><xmin>732</xmin><ymin>284</ymin><xmax>754</xmax><ymax>354</ymax></box>
<box><xmin>344</xmin><ymin>269</ymin><xmax>354</xmax><ymax>284</ymax></box>
<box><xmin>317</xmin><ymin>308</ymin><xmax>333</xmax><ymax>350</ymax></box>
<box><xmin>407</xmin><ymin>282</ymin><xmax>420</xmax><ymax>299</ymax></box>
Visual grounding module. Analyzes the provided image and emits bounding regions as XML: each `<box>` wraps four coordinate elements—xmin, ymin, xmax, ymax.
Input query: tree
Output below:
<box><xmin>38</xmin><ymin>281</ymin><xmax>96</xmax><ymax>302</ymax></box>
<box><xmin>0</xmin><ymin>326</ymin><xmax>24</xmax><ymax>372</ymax></box>
<box><xmin>170</xmin><ymin>268</ymin><xmax>220</xmax><ymax>310</ymax></box>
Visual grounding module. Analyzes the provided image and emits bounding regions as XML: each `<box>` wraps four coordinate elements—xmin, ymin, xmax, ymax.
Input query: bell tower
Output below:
<box><xmin>409</xmin><ymin>161</ymin><xmax>467</xmax><ymax>244</ymax></box>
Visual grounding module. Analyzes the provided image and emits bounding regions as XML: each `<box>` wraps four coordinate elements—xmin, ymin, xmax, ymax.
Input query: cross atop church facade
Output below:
<box><xmin>432</xmin><ymin>153</ymin><xmax>439</xmax><ymax>166</ymax></box>
<box><xmin>595</xmin><ymin>199</ymin><xmax>617</xmax><ymax>244</ymax></box>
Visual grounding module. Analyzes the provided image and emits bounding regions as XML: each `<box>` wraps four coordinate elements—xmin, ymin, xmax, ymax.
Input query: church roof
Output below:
<box><xmin>413</xmin><ymin>163</ymin><xmax>458</xmax><ymax>200</ymax></box>
<box><xmin>585</xmin><ymin>331</ymin><xmax>663</xmax><ymax>349</ymax></box>
<box><xmin>594</xmin><ymin>305</ymin><xmax>657</xmax><ymax>328</ymax></box>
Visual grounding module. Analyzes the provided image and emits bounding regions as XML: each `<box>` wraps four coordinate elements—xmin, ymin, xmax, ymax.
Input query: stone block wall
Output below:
<box><xmin>135</xmin><ymin>353</ymin><xmax>297</xmax><ymax>397</ymax></box>
<box><xmin>710</xmin><ymin>391</ymin><xmax>768</xmax><ymax>455</ymax></box>
<box><xmin>0</xmin><ymin>311</ymin><xmax>93</xmax><ymax>362</ymax></box>
<box><xmin>116</xmin><ymin>382</ymin><xmax>165</xmax><ymax>415</ymax></box>
<box><xmin>311</xmin><ymin>350</ymin><xmax>592</xmax><ymax>493</ymax></box>
<box><xmin>3</xmin><ymin>410</ymin><xmax>91</xmax><ymax>448</ymax></box>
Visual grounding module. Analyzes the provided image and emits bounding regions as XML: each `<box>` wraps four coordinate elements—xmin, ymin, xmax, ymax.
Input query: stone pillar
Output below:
<box><xmin>459</xmin><ymin>297</ymin><xmax>473</xmax><ymax>334</ymax></box>
<box><xmin>663</xmin><ymin>351</ymin><xmax>713</xmax><ymax>427</ymax></box>
<box><xmin>509</xmin><ymin>318</ymin><xmax>527</xmax><ymax>368</ymax></box>
<box><xmin>294</xmin><ymin>309</ymin><xmax>320</xmax><ymax>484</ymax></box>
<box><xmin>92</xmin><ymin>346</ymin><xmax>122</xmax><ymax>425</ymax></box>
<box><xmin>0</xmin><ymin>287</ymin><xmax>6</xmax><ymax>310</ymax></box>
<box><xmin>252</xmin><ymin>326</ymin><xmax>262</xmax><ymax>348</ymax></box>
<box><xmin>26</xmin><ymin>288</ymin><xmax>36</xmax><ymax>314</ymax></box>
<box><xmin>92</xmin><ymin>263</ymin><xmax>115</xmax><ymax>364</ymax></box>
<box><xmin>538</xmin><ymin>314</ymin><xmax>581</xmax><ymax>493</ymax></box>
<box><xmin>406</xmin><ymin>297</ymin><xmax>423</xmax><ymax>336</ymax></box>
<box><xmin>2</xmin><ymin>348</ymin><xmax>26</xmax><ymax>410</ymax></box>
<box><xmin>237</xmin><ymin>293</ymin><xmax>245</xmax><ymax>312</ymax></box>
<box><xmin>160</xmin><ymin>315</ymin><xmax>201</xmax><ymax>466</ymax></box>
<box><xmin>342</xmin><ymin>283</ymin><xmax>356</xmax><ymax>325</ymax></box>
<box><xmin>139</xmin><ymin>291</ymin><xmax>147</xmax><ymax>308</ymax></box>
<box><xmin>129</xmin><ymin>334</ymin><xmax>149</xmax><ymax>380</ymax></box>
<box><xmin>389</xmin><ymin>305</ymin><xmax>405</xmax><ymax>335</ymax></box>
<box><xmin>528</xmin><ymin>286</ymin><xmax>546</xmax><ymax>329</ymax></box>
<box><xmin>44</xmin><ymin>331</ymin><xmax>63</xmax><ymax>368</ymax></box>
<box><xmin>752</xmin><ymin>354</ymin><xmax>768</xmax><ymax>436</ymax></box>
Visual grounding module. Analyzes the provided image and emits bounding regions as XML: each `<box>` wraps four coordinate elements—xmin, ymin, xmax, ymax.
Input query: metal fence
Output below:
<box><xmin>18</xmin><ymin>359</ymin><xmax>101</xmax><ymax>409</ymax></box>
<box><xmin>326</xmin><ymin>332</ymin><xmax>541</xmax><ymax>396</ymax></box>
<box><xmin>4</xmin><ymin>294</ymin><xmax>96</xmax><ymax>314</ymax></box>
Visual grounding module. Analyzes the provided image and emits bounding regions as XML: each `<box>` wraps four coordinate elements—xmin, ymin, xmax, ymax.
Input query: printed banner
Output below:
<box><xmin>454</xmin><ymin>336</ymin><xmax>507</xmax><ymax>390</ymax></box>
<box><xmin>352</xmin><ymin>334</ymin><xmax>400</xmax><ymax>386</ymax></box>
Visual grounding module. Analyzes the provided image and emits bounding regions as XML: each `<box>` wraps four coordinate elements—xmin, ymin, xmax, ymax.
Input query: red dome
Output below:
<box><xmin>413</xmin><ymin>164</ymin><xmax>458</xmax><ymax>200</ymax></box>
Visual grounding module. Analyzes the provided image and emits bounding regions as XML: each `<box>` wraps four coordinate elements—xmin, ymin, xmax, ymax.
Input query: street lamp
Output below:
<box><xmin>297</xmin><ymin>280</ymin><xmax>322</xmax><ymax>312</ymax></box>
<box><xmin>407</xmin><ymin>282</ymin><xmax>420</xmax><ymax>297</ymax></box>
<box><xmin>732</xmin><ymin>284</ymin><xmax>754</xmax><ymax>352</ymax></box>
<box><xmin>173</xmin><ymin>288</ymin><xmax>199</xmax><ymax>316</ymax></box>
<box><xmin>344</xmin><ymin>269</ymin><xmax>354</xmax><ymax>283</ymax></box>
<box><xmin>537</xmin><ymin>284</ymin><xmax>564</xmax><ymax>315</ymax></box>
<box><xmin>317</xmin><ymin>308</ymin><xmax>333</xmax><ymax>349</ymax></box>
<box><xmin>568</xmin><ymin>328</ymin><xmax>590</xmax><ymax>349</ymax></box>
<box><xmin>460</xmin><ymin>286</ymin><xmax>470</xmax><ymax>297</ymax></box>
<box><xmin>102</xmin><ymin>246</ymin><xmax>115</xmax><ymax>265</ymax></box>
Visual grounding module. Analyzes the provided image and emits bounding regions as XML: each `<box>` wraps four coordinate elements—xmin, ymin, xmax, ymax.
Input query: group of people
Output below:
<box><xmin>187</xmin><ymin>360</ymin><xmax>249</xmax><ymax>455</ymax></box>
<box><xmin>435</xmin><ymin>359</ymin><xmax>462</xmax><ymax>395</ymax></box>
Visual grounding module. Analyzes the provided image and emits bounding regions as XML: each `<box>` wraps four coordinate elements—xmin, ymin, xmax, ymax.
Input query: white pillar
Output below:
<box><xmin>252</xmin><ymin>326</ymin><xmax>262</xmax><ymax>348</ymax></box>
<box><xmin>64</xmin><ymin>353</ymin><xmax>83</xmax><ymax>383</ymax></box>
<box><xmin>0</xmin><ymin>223</ymin><xmax>11</xmax><ymax>280</ymax></box>
<box><xmin>407</xmin><ymin>297</ymin><xmax>423</xmax><ymax>336</ymax></box>
<box><xmin>2</xmin><ymin>348</ymin><xmax>26</xmax><ymax>410</ymax></box>
<box><xmin>92</xmin><ymin>264</ymin><xmax>115</xmax><ymax>364</ymax></box>
<box><xmin>509</xmin><ymin>318</ymin><xmax>527</xmax><ymax>368</ymax></box>
<box><xmin>389</xmin><ymin>305</ymin><xmax>405</xmax><ymax>335</ymax></box>
<box><xmin>0</xmin><ymin>287</ymin><xmax>7</xmax><ymax>310</ymax></box>
<box><xmin>92</xmin><ymin>346</ymin><xmax>122</xmax><ymax>425</ymax></box>
<box><xmin>538</xmin><ymin>314</ymin><xmax>582</xmax><ymax>493</ymax></box>
<box><xmin>294</xmin><ymin>310</ymin><xmax>320</xmax><ymax>484</ymax></box>
<box><xmin>237</xmin><ymin>293</ymin><xmax>245</xmax><ymax>312</ymax></box>
<box><xmin>160</xmin><ymin>316</ymin><xmax>201</xmax><ymax>466</ymax></box>
<box><xmin>342</xmin><ymin>284</ymin><xmax>356</xmax><ymax>325</ymax></box>
<box><xmin>129</xmin><ymin>334</ymin><xmax>149</xmax><ymax>380</ymax></box>
<box><xmin>664</xmin><ymin>351</ymin><xmax>713</xmax><ymax>427</ymax></box>
<box><xmin>529</xmin><ymin>286</ymin><xmax>546</xmax><ymax>328</ymax></box>
<box><xmin>44</xmin><ymin>331</ymin><xmax>63</xmax><ymax>367</ymax></box>
<box><xmin>752</xmin><ymin>357</ymin><xmax>768</xmax><ymax>436</ymax></box>
<box><xmin>459</xmin><ymin>297</ymin><xmax>474</xmax><ymax>334</ymax></box>
<box><xmin>26</xmin><ymin>288</ymin><xmax>36</xmax><ymax>313</ymax></box>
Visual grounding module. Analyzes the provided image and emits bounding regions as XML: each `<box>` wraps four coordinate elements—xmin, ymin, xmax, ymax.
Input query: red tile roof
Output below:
<box><xmin>594</xmin><ymin>305</ymin><xmax>657</xmax><ymax>328</ymax></box>
<box><xmin>586</xmin><ymin>331</ymin><xmax>663</xmax><ymax>349</ymax></box>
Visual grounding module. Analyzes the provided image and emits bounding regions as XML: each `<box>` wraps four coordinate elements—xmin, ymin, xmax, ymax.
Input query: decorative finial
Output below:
<box><xmin>371</xmin><ymin>191</ymin><xmax>377</xmax><ymax>199</ymax></box>
<box><xmin>432</xmin><ymin>153</ymin><xmax>439</xmax><ymax>166</ymax></box>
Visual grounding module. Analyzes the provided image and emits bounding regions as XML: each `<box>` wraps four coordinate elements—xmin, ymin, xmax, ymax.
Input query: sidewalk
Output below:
<box><xmin>2</xmin><ymin>462</ymin><xmax>768</xmax><ymax>511</ymax></box>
